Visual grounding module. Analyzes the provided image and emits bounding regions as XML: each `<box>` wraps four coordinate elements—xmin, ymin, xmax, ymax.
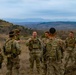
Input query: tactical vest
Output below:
<box><xmin>66</xmin><ymin>37</ymin><xmax>76</xmax><ymax>48</ymax></box>
<box><xmin>29</xmin><ymin>38</ymin><xmax>41</xmax><ymax>50</ymax></box>
<box><xmin>3</xmin><ymin>39</ymin><xmax>21</xmax><ymax>57</ymax></box>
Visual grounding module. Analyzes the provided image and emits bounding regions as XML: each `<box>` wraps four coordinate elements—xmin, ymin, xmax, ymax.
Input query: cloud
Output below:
<box><xmin>0</xmin><ymin>0</ymin><xmax>76</xmax><ymax>21</ymax></box>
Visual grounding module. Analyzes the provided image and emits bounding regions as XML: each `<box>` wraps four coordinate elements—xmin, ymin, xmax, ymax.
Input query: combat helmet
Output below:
<box><xmin>12</xmin><ymin>29</ymin><xmax>21</xmax><ymax>35</ymax></box>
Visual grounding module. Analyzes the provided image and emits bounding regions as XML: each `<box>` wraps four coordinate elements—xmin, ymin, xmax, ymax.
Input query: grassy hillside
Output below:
<box><xmin>0</xmin><ymin>19</ymin><xmax>34</xmax><ymax>36</ymax></box>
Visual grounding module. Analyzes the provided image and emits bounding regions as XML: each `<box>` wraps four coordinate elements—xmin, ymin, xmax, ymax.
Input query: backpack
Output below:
<box><xmin>3</xmin><ymin>39</ymin><xmax>14</xmax><ymax>55</ymax></box>
<box><xmin>46</xmin><ymin>38</ymin><xmax>63</xmax><ymax>61</ymax></box>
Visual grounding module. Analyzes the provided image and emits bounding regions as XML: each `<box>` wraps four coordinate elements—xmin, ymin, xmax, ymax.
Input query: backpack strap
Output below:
<box><xmin>5</xmin><ymin>39</ymin><xmax>11</xmax><ymax>46</ymax></box>
<box><xmin>3</xmin><ymin>39</ymin><xmax>12</xmax><ymax>55</ymax></box>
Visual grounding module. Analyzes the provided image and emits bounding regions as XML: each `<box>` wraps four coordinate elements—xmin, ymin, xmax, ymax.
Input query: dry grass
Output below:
<box><xmin>0</xmin><ymin>35</ymin><xmax>40</xmax><ymax>75</ymax></box>
<box><xmin>0</xmin><ymin>34</ymin><xmax>30</xmax><ymax>75</ymax></box>
<box><xmin>0</xmin><ymin>34</ymin><xmax>76</xmax><ymax>75</ymax></box>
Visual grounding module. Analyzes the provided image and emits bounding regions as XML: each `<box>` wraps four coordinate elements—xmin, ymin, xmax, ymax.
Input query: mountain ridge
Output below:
<box><xmin>0</xmin><ymin>19</ymin><xmax>33</xmax><ymax>36</ymax></box>
<box><xmin>1</xmin><ymin>18</ymin><xmax>76</xmax><ymax>30</ymax></box>
<box><xmin>13</xmin><ymin>21</ymin><xmax>76</xmax><ymax>30</ymax></box>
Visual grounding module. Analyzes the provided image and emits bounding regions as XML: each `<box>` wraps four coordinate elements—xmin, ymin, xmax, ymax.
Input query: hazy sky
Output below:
<box><xmin>0</xmin><ymin>0</ymin><xmax>76</xmax><ymax>21</ymax></box>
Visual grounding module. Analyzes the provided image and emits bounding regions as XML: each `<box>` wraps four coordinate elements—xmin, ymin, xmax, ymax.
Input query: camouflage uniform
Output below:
<box><xmin>5</xmin><ymin>39</ymin><xmax>21</xmax><ymax>75</ymax></box>
<box><xmin>27</xmin><ymin>37</ymin><xmax>42</xmax><ymax>74</ymax></box>
<box><xmin>42</xmin><ymin>38</ymin><xmax>48</xmax><ymax>75</ymax></box>
<box><xmin>63</xmin><ymin>37</ymin><xmax>76</xmax><ymax>73</ymax></box>
<box><xmin>45</xmin><ymin>38</ymin><xmax>63</xmax><ymax>75</ymax></box>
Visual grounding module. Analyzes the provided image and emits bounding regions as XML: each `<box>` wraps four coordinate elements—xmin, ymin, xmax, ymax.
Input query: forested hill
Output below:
<box><xmin>14</xmin><ymin>21</ymin><xmax>76</xmax><ymax>30</ymax></box>
<box><xmin>0</xmin><ymin>19</ymin><xmax>33</xmax><ymax>36</ymax></box>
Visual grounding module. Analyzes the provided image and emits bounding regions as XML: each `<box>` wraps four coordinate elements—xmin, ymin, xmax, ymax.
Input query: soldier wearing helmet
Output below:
<box><xmin>3</xmin><ymin>31</ymin><xmax>21</xmax><ymax>75</ymax></box>
<box><xmin>13</xmin><ymin>29</ymin><xmax>21</xmax><ymax>41</ymax></box>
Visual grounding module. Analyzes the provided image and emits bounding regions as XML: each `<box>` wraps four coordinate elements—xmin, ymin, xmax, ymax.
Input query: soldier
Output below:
<box><xmin>45</xmin><ymin>28</ymin><xmax>64</xmax><ymax>75</ymax></box>
<box><xmin>42</xmin><ymin>31</ymin><xmax>49</xmax><ymax>75</ymax></box>
<box><xmin>63</xmin><ymin>31</ymin><xmax>76</xmax><ymax>74</ymax></box>
<box><xmin>3</xmin><ymin>31</ymin><xmax>21</xmax><ymax>75</ymax></box>
<box><xmin>42</xmin><ymin>31</ymin><xmax>49</xmax><ymax>46</ymax></box>
<box><xmin>26</xmin><ymin>31</ymin><xmax>42</xmax><ymax>74</ymax></box>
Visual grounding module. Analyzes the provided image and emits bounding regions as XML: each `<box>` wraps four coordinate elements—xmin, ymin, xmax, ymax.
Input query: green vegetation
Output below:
<box><xmin>0</xmin><ymin>19</ymin><xmax>34</xmax><ymax>36</ymax></box>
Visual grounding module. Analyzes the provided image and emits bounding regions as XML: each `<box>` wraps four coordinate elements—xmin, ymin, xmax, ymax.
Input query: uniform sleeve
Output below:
<box><xmin>58</xmin><ymin>39</ymin><xmax>65</xmax><ymax>58</ymax></box>
<box><xmin>42</xmin><ymin>38</ymin><xmax>46</xmax><ymax>46</ymax></box>
<box><xmin>65</xmin><ymin>38</ymin><xmax>68</xmax><ymax>48</ymax></box>
<box><xmin>15</xmin><ymin>41</ymin><xmax>20</xmax><ymax>50</ymax></box>
<box><xmin>15</xmin><ymin>41</ymin><xmax>21</xmax><ymax>55</ymax></box>
<box><xmin>38</xmin><ymin>38</ymin><xmax>43</xmax><ymax>49</ymax></box>
<box><xmin>26</xmin><ymin>38</ymin><xmax>32</xmax><ymax>46</ymax></box>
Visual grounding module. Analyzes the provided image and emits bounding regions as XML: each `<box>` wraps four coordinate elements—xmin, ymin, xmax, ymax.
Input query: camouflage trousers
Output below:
<box><xmin>73</xmin><ymin>47</ymin><xmax>76</xmax><ymax>64</ymax></box>
<box><xmin>47</xmin><ymin>57</ymin><xmax>64</xmax><ymax>75</ymax></box>
<box><xmin>63</xmin><ymin>49</ymin><xmax>75</xmax><ymax>68</ymax></box>
<box><xmin>6</xmin><ymin>56</ymin><xmax>20</xmax><ymax>75</ymax></box>
<box><xmin>29</xmin><ymin>49</ymin><xmax>41</xmax><ymax>74</ymax></box>
<box><xmin>42</xmin><ymin>56</ymin><xmax>47</xmax><ymax>75</ymax></box>
<box><xmin>63</xmin><ymin>48</ymin><xmax>75</xmax><ymax>74</ymax></box>
<box><xmin>42</xmin><ymin>61</ymin><xmax>47</xmax><ymax>75</ymax></box>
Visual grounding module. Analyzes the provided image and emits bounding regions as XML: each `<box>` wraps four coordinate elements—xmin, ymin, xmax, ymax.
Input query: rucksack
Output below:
<box><xmin>46</xmin><ymin>38</ymin><xmax>63</xmax><ymax>61</ymax></box>
<box><xmin>3</xmin><ymin>39</ymin><xmax>14</xmax><ymax>55</ymax></box>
